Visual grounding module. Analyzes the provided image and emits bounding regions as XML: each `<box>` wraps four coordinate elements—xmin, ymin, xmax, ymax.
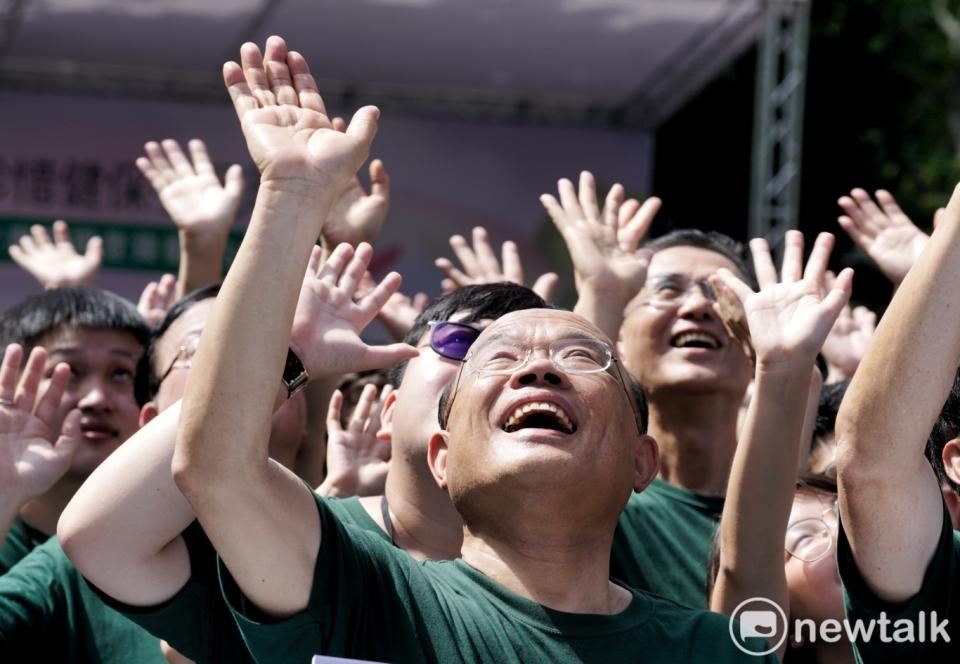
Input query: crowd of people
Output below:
<box><xmin>0</xmin><ymin>35</ymin><xmax>957</xmax><ymax>663</ymax></box>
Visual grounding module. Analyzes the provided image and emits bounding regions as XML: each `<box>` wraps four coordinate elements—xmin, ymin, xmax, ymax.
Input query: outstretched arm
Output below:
<box><xmin>171</xmin><ymin>36</ymin><xmax>414</xmax><ymax>618</ymax></box>
<box><xmin>710</xmin><ymin>232</ymin><xmax>851</xmax><ymax>656</ymax></box>
<box><xmin>836</xmin><ymin>184</ymin><xmax>960</xmax><ymax>602</ymax></box>
<box><xmin>540</xmin><ymin>171</ymin><xmax>660</xmax><ymax>341</ymax></box>
<box><xmin>137</xmin><ymin>138</ymin><xmax>244</xmax><ymax>299</ymax></box>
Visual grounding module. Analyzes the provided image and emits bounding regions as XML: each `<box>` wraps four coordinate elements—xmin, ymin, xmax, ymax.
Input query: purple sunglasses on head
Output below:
<box><xmin>428</xmin><ymin>321</ymin><xmax>482</xmax><ymax>361</ymax></box>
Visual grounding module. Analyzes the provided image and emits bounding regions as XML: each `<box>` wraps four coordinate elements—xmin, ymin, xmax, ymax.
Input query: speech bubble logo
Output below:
<box><xmin>728</xmin><ymin>597</ymin><xmax>788</xmax><ymax>657</ymax></box>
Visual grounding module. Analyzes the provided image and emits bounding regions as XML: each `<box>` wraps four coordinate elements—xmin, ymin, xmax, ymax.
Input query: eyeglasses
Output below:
<box><xmin>784</xmin><ymin>500</ymin><xmax>838</xmax><ymax>563</ymax></box>
<box><xmin>428</xmin><ymin>321</ymin><xmax>482</xmax><ymax>361</ymax></box>
<box><xmin>157</xmin><ymin>333</ymin><xmax>201</xmax><ymax>385</ymax></box>
<box><xmin>639</xmin><ymin>274</ymin><xmax>716</xmax><ymax>310</ymax></box>
<box><xmin>463</xmin><ymin>337</ymin><xmax>614</xmax><ymax>376</ymax></box>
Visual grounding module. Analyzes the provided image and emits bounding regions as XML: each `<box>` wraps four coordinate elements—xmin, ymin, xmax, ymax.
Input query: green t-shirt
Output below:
<box><xmin>101</xmin><ymin>496</ymin><xmax>388</xmax><ymax>663</ymax></box>
<box><xmin>220</xmin><ymin>492</ymin><xmax>775</xmax><ymax>664</ymax></box>
<box><xmin>611</xmin><ymin>479</ymin><xmax>723</xmax><ymax>609</ymax></box>
<box><xmin>0</xmin><ymin>536</ymin><xmax>166</xmax><ymax>663</ymax></box>
<box><xmin>0</xmin><ymin>515</ymin><xmax>50</xmax><ymax>575</ymax></box>
<box><xmin>838</xmin><ymin>500</ymin><xmax>959</xmax><ymax>663</ymax></box>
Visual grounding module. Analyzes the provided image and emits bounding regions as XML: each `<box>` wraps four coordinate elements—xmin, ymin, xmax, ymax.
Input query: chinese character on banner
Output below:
<box><xmin>106</xmin><ymin>162</ymin><xmax>153</xmax><ymax>211</ymax></box>
<box><xmin>30</xmin><ymin>159</ymin><xmax>57</xmax><ymax>206</ymax></box>
<box><xmin>61</xmin><ymin>160</ymin><xmax>101</xmax><ymax>209</ymax></box>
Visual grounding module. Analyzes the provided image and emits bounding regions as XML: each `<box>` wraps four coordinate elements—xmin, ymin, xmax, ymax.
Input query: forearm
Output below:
<box><xmin>838</xmin><ymin>203</ymin><xmax>960</xmax><ymax>472</ymax></box>
<box><xmin>298</xmin><ymin>375</ymin><xmax>339</xmax><ymax>488</ymax></box>
<box><xmin>176</xmin><ymin>231</ymin><xmax>229</xmax><ymax>299</ymax></box>
<box><xmin>712</xmin><ymin>363</ymin><xmax>809</xmax><ymax>621</ymax></box>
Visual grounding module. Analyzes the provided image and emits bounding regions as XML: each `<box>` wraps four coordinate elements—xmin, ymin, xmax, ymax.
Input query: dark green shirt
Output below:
<box><xmin>0</xmin><ymin>515</ymin><xmax>50</xmax><ymax>575</ymax></box>
<box><xmin>102</xmin><ymin>496</ymin><xmax>387</xmax><ymax>663</ymax></box>
<box><xmin>220</xmin><ymin>492</ymin><xmax>775</xmax><ymax>664</ymax></box>
<box><xmin>611</xmin><ymin>479</ymin><xmax>724</xmax><ymax>609</ymax></box>
<box><xmin>838</xmin><ymin>501</ymin><xmax>959</xmax><ymax>663</ymax></box>
<box><xmin>0</xmin><ymin>536</ymin><xmax>166</xmax><ymax>663</ymax></box>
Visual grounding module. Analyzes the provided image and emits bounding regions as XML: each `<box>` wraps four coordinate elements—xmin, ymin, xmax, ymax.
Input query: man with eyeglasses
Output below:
<box><xmin>612</xmin><ymin>229</ymin><xmax>758</xmax><ymax>609</ymax></box>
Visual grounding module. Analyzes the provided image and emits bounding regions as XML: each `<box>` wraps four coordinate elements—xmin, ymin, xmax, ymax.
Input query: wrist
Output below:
<box><xmin>755</xmin><ymin>355</ymin><xmax>817</xmax><ymax>380</ymax></box>
<box><xmin>317</xmin><ymin>472</ymin><xmax>355</xmax><ymax>498</ymax></box>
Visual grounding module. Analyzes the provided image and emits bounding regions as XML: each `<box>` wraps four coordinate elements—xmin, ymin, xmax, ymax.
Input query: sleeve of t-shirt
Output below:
<box><xmin>88</xmin><ymin>520</ymin><xmax>252</xmax><ymax>663</ymax></box>
<box><xmin>837</xmin><ymin>498</ymin><xmax>959</xmax><ymax>660</ymax></box>
<box><xmin>0</xmin><ymin>537</ymin><xmax>63</xmax><ymax>647</ymax></box>
<box><xmin>219</xmin><ymin>492</ymin><xmax>422</xmax><ymax>664</ymax></box>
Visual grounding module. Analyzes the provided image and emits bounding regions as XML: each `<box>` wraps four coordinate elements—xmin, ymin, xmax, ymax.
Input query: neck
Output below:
<box><xmin>381</xmin><ymin>451</ymin><xmax>463</xmax><ymax>561</ymax></box>
<box><xmin>460</xmin><ymin>499</ymin><xmax>630</xmax><ymax>614</ymax></box>
<box><xmin>19</xmin><ymin>474</ymin><xmax>84</xmax><ymax>536</ymax></box>
<box><xmin>646</xmin><ymin>389</ymin><xmax>741</xmax><ymax>496</ymax></box>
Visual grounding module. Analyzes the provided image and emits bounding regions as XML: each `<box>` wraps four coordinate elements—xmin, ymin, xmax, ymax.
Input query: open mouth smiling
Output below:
<box><xmin>501</xmin><ymin>400</ymin><xmax>578</xmax><ymax>434</ymax></box>
<box><xmin>669</xmin><ymin>330</ymin><xmax>721</xmax><ymax>350</ymax></box>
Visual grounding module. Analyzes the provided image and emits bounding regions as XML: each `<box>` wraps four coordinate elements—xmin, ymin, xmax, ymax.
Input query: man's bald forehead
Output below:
<box><xmin>478</xmin><ymin>309</ymin><xmax>612</xmax><ymax>346</ymax></box>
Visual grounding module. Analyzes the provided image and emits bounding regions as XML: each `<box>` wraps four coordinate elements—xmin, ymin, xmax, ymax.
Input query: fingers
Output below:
<box><xmin>801</xmin><ymin>232</ymin><xmax>835</xmax><ymax>285</ymax></box>
<box><xmin>780</xmin><ymin>230</ymin><xmax>805</xmax><ymax>282</ymax></box>
<box><xmin>155</xmin><ymin>274</ymin><xmax>177</xmax><ymax>309</ymax></box>
<box><xmin>239</xmin><ymin>40</ymin><xmax>277</xmax><ymax>107</ymax></box>
<box><xmin>620</xmin><ymin>196</ymin><xmax>661</xmax><ymax>252</ymax></box>
<box><xmin>317</xmin><ymin>243</ymin><xmax>355</xmax><ymax>284</ymax></box>
<box><xmin>52</xmin><ymin>220</ymin><xmax>72</xmax><ymax>247</ymax></box>
<box><xmin>874</xmin><ymin>189</ymin><xmax>906</xmax><ymax>221</ymax></box>
<box><xmin>53</xmin><ymin>409</ymin><xmax>83</xmax><ymax>464</ymax></box>
<box><xmin>501</xmin><ymin>241</ymin><xmax>524</xmax><ymax>284</ymax></box>
<box><xmin>471</xmin><ymin>227</ymin><xmax>501</xmax><ymax>278</ymax></box>
<box><xmin>222</xmin><ymin>60</ymin><xmax>259</xmax><ymax>118</ymax></box>
<box><xmin>161</xmin><ymin>139</ymin><xmax>195</xmax><ymax>179</ymax></box>
<box><xmin>578</xmin><ymin>171</ymin><xmax>600</xmax><ymax>221</ymax></box>
<box><xmin>837</xmin><ymin>213</ymin><xmax>871</xmax><ymax>250</ymax></box>
<box><xmin>142</xmin><ymin>141</ymin><xmax>176</xmax><ymax>187</ymax></box>
<box><xmin>367</xmin><ymin>384</ymin><xmax>393</xmax><ymax>433</ymax></box>
<box><xmin>539</xmin><ymin>193</ymin><xmax>568</xmax><ymax>234</ymax></box>
<box><xmin>821</xmin><ymin>267</ymin><xmax>855</xmax><ymax>317</ymax></box>
<box><xmin>325</xmin><ymin>389</ymin><xmax>344</xmax><ymax>432</ymax></box>
<box><xmin>34</xmin><ymin>363</ymin><xmax>70</xmax><ymax>427</ymax></box>
<box><xmin>448</xmin><ymin>234</ymin><xmax>482</xmax><ymax>277</ymax></box>
<box><xmin>15</xmin><ymin>346</ymin><xmax>48</xmax><ymax>412</ymax></box>
<box><xmin>286</xmin><ymin>49</ymin><xmax>326</xmax><ymax>115</ymax></box>
<box><xmin>263</xmin><ymin>36</ymin><xmax>298</xmax><ymax>106</ymax></box>
<box><xmin>187</xmin><ymin>139</ymin><xmax>216</xmax><ymax>177</ymax></box>
<box><xmin>0</xmin><ymin>344</ymin><xmax>23</xmax><ymax>404</ymax></box>
<box><xmin>356</xmin><ymin>271</ymin><xmax>404</xmax><ymax>325</ymax></box>
<box><xmin>434</xmin><ymin>259</ymin><xmax>470</xmax><ymax>287</ymax></box>
<box><xmin>348</xmin><ymin>384</ymin><xmax>379</xmax><ymax>432</ymax></box>
<box><xmin>852</xmin><ymin>305</ymin><xmax>877</xmax><ymax>331</ymax></box>
<box><xmin>369</xmin><ymin>159</ymin><xmax>390</xmax><ymax>200</ymax></box>
<box><xmin>331</xmin><ymin>117</ymin><xmax>347</xmax><ymax>133</ymax></box>
<box><xmin>137</xmin><ymin>281</ymin><xmax>159</xmax><ymax>313</ymax></box>
<box><xmin>849</xmin><ymin>189</ymin><xmax>884</xmax><ymax>232</ymax></box>
<box><xmin>531</xmin><ymin>272</ymin><xmax>559</xmax><ymax>301</ymax></box>
<box><xmin>749</xmin><ymin>238</ymin><xmax>778</xmax><ymax>288</ymax></box>
<box><xmin>557</xmin><ymin>178</ymin><xmax>583</xmax><ymax>220</ymax></box>
<box><xmin>307</xmin><ymin>244</ymin><xmax>324</xmax><ymax>276</ymax></box>
<box><xmin>411</xmin><ymin>293</ymin><xmax>429</xmax><ymax>312</ymax></box>
<box><xmin>338</xmin><ymin>242</ymin><xmax>373</xmax><ymax>297</ymax></box>
<box><xmin>602</xmin><ymin>183</ymin><xmax>625</xmax><ymax>230</ymax></box>
<box><xmin>30</xmin><ymin>224</ymin><xmax>53</xmax><ymax>251</ymax></box>
<box><xmin>84</xmin><ymin>236</ymin><xmax>104</xmax><ymax>267</ymax></box>
<box><xmin>712</xmin><ymin>268</ymin><xmax>755</xmax><ymax>304</ymax></box>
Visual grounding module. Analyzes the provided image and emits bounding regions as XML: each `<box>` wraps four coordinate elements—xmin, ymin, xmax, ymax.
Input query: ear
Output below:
<box><xmin>376</xmin><ymin>390</ymin><xmax>398</xmax><ymax>442</ymax></box>
<box><xmin>427</xmin><ymin>429</ymin><xmax>450</xmax><ymax>491</ymax></box>
<box><xmin>943</xmin><ymin>438</ymin><xmax>960</xmax><ymax>487</ymax></box>
<box><xmin>139</xmin><ymin>401</ymin><xmax>159</xmax><ymax>427</ymax></box>
<box><xmin>633</xmin><ymin>433</ymin><xmax>661</xmax><ymax>493</ymax></box>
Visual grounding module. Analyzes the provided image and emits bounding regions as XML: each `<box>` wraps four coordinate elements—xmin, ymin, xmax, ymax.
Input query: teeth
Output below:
<box><xmin>673</xmin><ymin>332</ymin><xmax>719</xmax><ymax>349</ymax></box>
<box><xmin>503</xmin><ymin>401</ymin><xmax>574</xmax><ymax>433</ymax></box>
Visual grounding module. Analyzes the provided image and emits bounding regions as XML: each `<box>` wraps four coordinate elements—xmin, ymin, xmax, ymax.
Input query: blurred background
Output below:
<box><xmin>0</xmin><ymin>0</ymin><xmax>956</xmax><ymax>314</ymax></box>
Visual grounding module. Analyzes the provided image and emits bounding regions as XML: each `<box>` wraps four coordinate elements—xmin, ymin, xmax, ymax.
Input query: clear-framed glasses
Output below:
<box><xmin>463</xmin><ymin>337</ymin><xmax>614</xmax><ymax>376</ymax></box>
<box><xmin>639</xmin><ymin>274</ymin><xmax>716</xmax><ymax>310</ymax></box>
<box><xmin>158</xmin><ymin>333</ymin><xmax>201</xmax><ymax>384</ymax></box>
<box><xmin>427</xmin><ymin>320</ymin><xmax>482</xmax><ymax>361</ymax></box>
<box><xmin>784</xmin><ymin>499</ymin><xmax>839</xmax><ymax>563</ymax></box>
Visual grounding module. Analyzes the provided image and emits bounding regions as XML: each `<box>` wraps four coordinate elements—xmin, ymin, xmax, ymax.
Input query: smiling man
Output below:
<box><xmin>164</xmin><ymin>36</ymin><xmax>777</xmax><ymax>663</ymax></box>
<box><xmin>0</xmin><ymin>287</ymin><xmax>147</xmax><ymax>572</ymax></box>
<box><xmin>612</xmin><ymin>229</ymin><xmax>757</xmax><ymax>608</ymax></box>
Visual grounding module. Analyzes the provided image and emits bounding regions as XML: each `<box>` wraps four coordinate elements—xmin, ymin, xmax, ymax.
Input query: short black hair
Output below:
<box><xmin>926</xmin><ymin>368</ymin><xmax>960</xmax><ymax>495</ymax></box>
<box><xmin>644</xmin><ymin>229</ymin><xmax>756</xmax><ymax>289</ymax></box>
<box><xmin>134</xmin><ymin>284</ymin><xmax>220</xmax><ymax>405</ymax></box>
<box><xmin>388</xmin><ymin>283</ymin><xmax>550</xmax><ymax>387</ymax></box>
<box><xmin>815</xmin><ymin>380</ymin><xmax>849</xmax><ymax>441</ymax></box>
<box><xmin>0</xmin><ymin>286</ymin><xmax>149</xmax><ymax>357</ymax></box>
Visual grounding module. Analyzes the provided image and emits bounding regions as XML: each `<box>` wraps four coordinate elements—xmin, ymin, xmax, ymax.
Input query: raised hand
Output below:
<box><xmin>223</xmin><ymin>36</ymin><xmax>378</xmax><ymax>191</ymax></box>
<box><xmin>322</xmin><ymin>116</ymin><xmax>390</xmax><ymax>247</ymax></box>
<box><xmin>8</xmin><ymin>221</ymin><xmax>103</xmax><ymax>289</ymax></box>
<box><xmin>290</xmin><ymin>244</ymin><xmax>419</xmax><ymax>379</ymax></box>
<box><xmin>318</xmin><ymin>384</ymin><xmax>393</xmax><ymax>497</ymax></box>
<box><xmin>136</xmin><ymin>139</ymin><xmax>244</xmax><ymax>239</ymax></box>
<box><xmin>711</xmin><ymin>231</ymin><xmax>853</xmax><ymax>369</ymax></box>
<box><xmin>358</xmin><ymin>272</ymin><xmax>429</xmax><ymax>342</ymax></box>
<box><xmin>434</xmin><ymin>226</ymin><xmax>559</xmax><ymax>301</ymax></box>
<box><xmin>821</xmin><ymin>272</ymin><xmax>876</xmax><ymax>382</ymax></box>
<box><xmin>540</xmin><ymin>171</ymin><xmax>660</xmax><ymax>301</ymax></box>
<box><xmin>837</xmin><ymin>188</ymin><xmax>929</xmax><ymax>285</ymax></box>
<box><xmin>0</xmin><ymin>344</ymin><xmax>81</xmax><ymax>504</ymax></box>
<box><xmin>136</xmin><ymin>274</ymin><xmax>177</xmax><ymax>328</ymax></box>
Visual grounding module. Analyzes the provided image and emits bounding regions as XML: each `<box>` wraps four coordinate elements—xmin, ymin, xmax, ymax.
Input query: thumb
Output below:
<box><xmin>224</xmin><ymin>164</ymin><xmax>245</xmax><ymax>199</ymax></box>
<box><xmin>355</xmin><ymin>343</ymin><xmax>419</xmax><ymax>373</ymax></box>
<box><xmin>345</xmin><ymin>106</ymin><xmax>380</xmax><ymax>159</ymax></box>
<box><xmin>54</xmin><ymin>409</ymin><xmax>83</xmax><ymax>463</ymax></box>
<box><xmin>85</xmin><ymin>236</ymin><xmax>104</xmax><ymax>266</ymax></box>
